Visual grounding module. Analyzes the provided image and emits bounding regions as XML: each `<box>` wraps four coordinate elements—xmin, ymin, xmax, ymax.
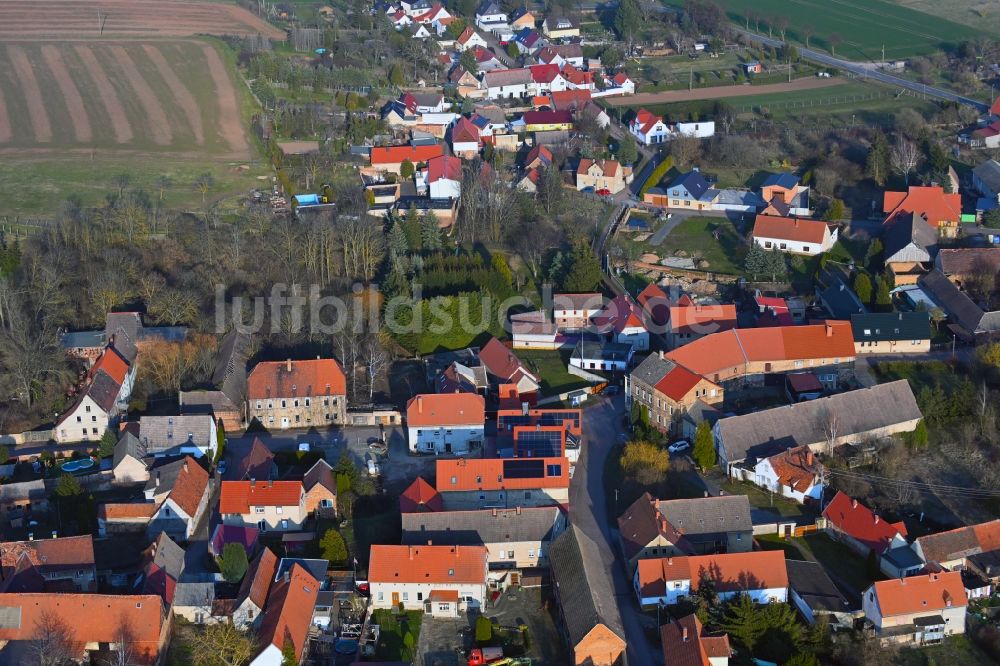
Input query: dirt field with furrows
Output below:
<box><xmin>0</xmin><ymin>40</ymin><xmax>251</xmax><ymax>159</ymax></box>
<box><xmin>0</xmin><ymin>0</ymin><xmax>285</xmax><ymax>40</ymax></box>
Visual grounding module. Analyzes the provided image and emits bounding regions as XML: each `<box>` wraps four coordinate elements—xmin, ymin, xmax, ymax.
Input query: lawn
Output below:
<box><xmin>755</xmin><ymin>534</ymin><xmax>809</xmax><ymax>559</ymax></box>
<box><xmin>660</xmin><ymin>0</ymin><xmax>988</xmax><ymax>60</ymax></box>
<box><xmin>898</xmin><ymin>633</ymin><xmax>996</xmax><ymax>665</ymax></box>
<box><xmin>720</xmin><ymin>478</ymin><xmax>808</xmax><ymax>518</ymax></box>
<box><xmin>659</xmin><ymin>216</ymin><xmax>746</xmax><ymax>276</ymax></box>
<box><xmin>797</xmin><ymin>532</ymin><xmax>879</xmax><ymax>596</ymax></box>
<box><xmin>372</xmin><ymin>609</ymin><xmax>423</xmax><ymax>662</ymax></box>
<box><xmin>892</xmin><ymin>0</ymin><xmax>1000</xmax><ymax>35</ymax></box>
<box><xmin>517</xmin><ymin>349</ymin><xmax>591</xmax><ymax>396</ymax></box>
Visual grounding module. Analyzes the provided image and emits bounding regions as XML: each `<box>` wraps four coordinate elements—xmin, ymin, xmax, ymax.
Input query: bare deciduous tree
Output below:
<box><xmin>890</xmin><ymin>139</ymin><xmax>920</xmax><ymax>185</ymax></box>
<box><xmin>822</xmin><ymin>408</ymin><xmax>839</xmax><ymax>455</ymax></box>
<box><xmin>189</xmin><ymin>621</ymin><xmax>256</xmax><ymax>666</ymax></box>
<box><xmin>29</xmin><ymin>610</ymin><xmax>77</xmax><ymax>666</ymax></box>
<box><xmin>112</xmin><ymin>615</ymin><xmax>138</xmax><ymax>666</ymax></box>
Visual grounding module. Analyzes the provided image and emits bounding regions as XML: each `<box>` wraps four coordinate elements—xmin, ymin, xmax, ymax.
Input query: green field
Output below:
<box><xmin>0</xmin><ymin>39</ymin><xmax>263</xmax><ymax>214</ymax></box>
<box><xmin>663</xmin><ymin>0</ymin><xmax>988</xmax><ymax>59</ymax></box>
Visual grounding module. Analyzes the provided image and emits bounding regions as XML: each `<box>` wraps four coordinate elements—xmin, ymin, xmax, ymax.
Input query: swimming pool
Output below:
<box><xmin>61</xmin><ymin>457</ymin><xmax>95</xmax><ymax>473</ymax></box>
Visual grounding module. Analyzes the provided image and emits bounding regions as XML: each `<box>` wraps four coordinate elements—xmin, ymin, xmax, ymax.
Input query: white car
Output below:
<box><xmin>667</xmin><ymin>440</ymin><xmax>690</xmax><ymax>454</ymax></box>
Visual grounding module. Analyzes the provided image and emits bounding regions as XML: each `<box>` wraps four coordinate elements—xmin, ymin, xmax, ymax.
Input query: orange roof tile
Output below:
<box><xmin>257</xmin><ymin>563</ymin><xmax>320</xmax><ymax>661</ymax></box>
<box><xmin>592</xmin><ymin>294</ymin><xmax>646</xmax><ymax>334</ymax></box>
<box><xmin>90</xmin><ymin>346</ymin><xmax>130</xmax><ymax>385</ymax></box>
<box><xmin>428</xmin><ymin>589</ymin><xmax>460</xmax><ymax>602</ymax></box>
<box><xmin>763</xmin><ymin>445</ymin><xmax>820</xmax><ymax>492</ymax></box>
<box><xmin>368</xmin><ymin>544</ymin><xmax>488</xmax><ymax>584</ymax></box>
<box><xmin>654</xmin><ymin>364</ymin><xmax>714</xmax><ymax>402</ymax></box>
<box><xmin>636</xmin><ymin>551</ymin><xmax>788</xmax><ymax>598</ymax></box>
<box><xmin>0</xmin><ymin>594</ymin><xmax>164</xmax><ymax>662</ymax></box>
<box><xmin>406</xmin><ymin>393</ymin><xmax>485</xmax><ymax>427</ymax></box>
<box><xmin>239</xmin><ymin>547</ymin><xmax>278</xmax><ymax>610</ymax></box>
<box><xmin>871</xmin><ymin>571</ymin><xmax>967</xmax><ymax>617</ymax></box>
<box><xmin>752</xmin><ymin>214</ymin><xmax>830</xmax><ymax>244</ymax></box>
<box><xmin>247</xmin><ymin>358</ymin><xmax>346</xmax><ymax>400</ymax></box>
<box><xmin>166</xmin><ymin>456</ymin><xmax>209</xmax><ymax>518</ymax></box>
<box><xmin>822</xmin><ymin>491</ymin><xmax>906</xmax><ymax>555</ymax></box>
<box><xmin>883</xmin><ymin>186</ymin><xmax>962</xmax><ymax>228</ymax></box>
<box><xmin>400</xmin><ymin>476</ymin><xmax>444</xmax><ymax>512</ymax></box>
<box><xmin>98</xmin><ymin>503</ymin><xmax>158</xmax><ymax>520</ymax></box>
<box><xmin>370</xmin><ymin>144</ymin><xmax>444</xmax><ymax>166</ymax></box>
<box><xmin>668</xmin><ymin>303</ymin><xmax>737</xmax><ymax>335</ymax></box>
<box><xmin>0</xmin><ymin>535</ymin><xmax>95</xmax><ymax>577</ymax></box>
<box><xmin>436</xmin><ymin>457</ymin><xmax>569</xmax><ymax>491</ymax></box>
<box><xmin>220</xmin><ymin>481</ymin><xmax>303</xmax><ymax>514</ymax></box>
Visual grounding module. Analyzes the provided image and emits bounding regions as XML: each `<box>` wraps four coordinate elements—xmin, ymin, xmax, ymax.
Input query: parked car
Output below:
<box><xmin>216</xmin><ymin>460</ymin><xmax>227</xmax><ymax>476</ymax></box>
<box><xmin>596</xmin><ymin>188</ymin><xmax>612</xmax><ymax>197</ymax></box>
<box><xmin>667</xmin><ymin>440</ymin><xmax>690</xmax><ymax>454</ymax></box>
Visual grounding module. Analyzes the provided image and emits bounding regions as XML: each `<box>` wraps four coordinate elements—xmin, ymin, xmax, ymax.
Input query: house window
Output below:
<box><xmin>529</xmin><ymin>549</ymin><xmax>535</xmax><ymax>558</ymax></box>
<box><xmin>268</xmin><ymin>416</ymin><xmax>275</xmax><ymax>423</ymax></box>
<box><xmin>402</xmin><ymin>592</ymin><xmax>409</xmax><ymax>601</ymax></box>
<box><xmin>377</xmin><ymin>591</ymin><xmax>384</xmax><ymax>601</ymax></box>
<box><xmin>508</xmin><ymin>550</ymin><xmax>514</xmax><ymax>559</ymax></box>
<box><xmin>256</xmin><ymin>401</ymin><xmax>262</xmax><ymax>410</ymax></box>
<box><xmin>525</xmin><ymin>491</ymin><xmax>532</xmax><ymax>499</ymax></box>
<box><xmin>92</xmin><ymin>428</ymin><xmax>97</xmax><ymax>434</ymax></box>
<box><xmin>267</xmin><ymin>401</ymin><xmax>273</xmax><ymax>409</ymax></box>
<box><xmin>499</xmin><ymin>550</ymin><xmax>506</xmax><ymax>559</ymax></box>
<box><xmin>451</xmin><ymin>476</ymin><xmax>457</xmax><ymax>485</ymax></box>
<box><xmin>479</xmin><ymin>494</ymin><xmax>486</xmax><ymax>501</ymax></box>
<box><xmin>85</xmin><ymin>405</ymin><xmax>91</xmax><ymax>413</ymax></box>
<box><xmin>323</xmin><ymin>398</ymin><xmax>330</xmax><ymax>406</ymax></box>
<box><xmin>254</xmin><ymin>507</ymin><xmax>265</xmax><ymax>514</ymax></box>
<box><xmin>417</xmin><ymin>592</ymin><xmax>423</xmax><ymax>601</ymax></box>
<box><xmin>305</xmin><ymin>398</ymin><xmax>311</xmax><ymax>407</ymax></box>
<box><xmin>320</xmin><ymin>499</ymin><xmax>334</xmax><ymax>508</ymax></box>
<box><xmin>293</xmin><ymin>399</ymin><xmax>299</xmax><ymax>408</ymax></box>
<box><xmin>803</xmin><ymin>246</ymin><xmax>810</xmax><ymax>253</ymax></box>
<box><xmin>779</xmin><ymin>243</ymin><xmax>787</xmax><ymax>250</ymax></box>
<box><xmin>281</xmin><ymin>520</ymin><xmax>288</xmax><ymax>529</ymax></box>
<box><xmin>546</xmin><ymin>464</ymin><xmax>562</xmax><ymax>476</ymax></box>
<box><xmin>276</xmin><ymin>507</ymin><xmax>283</xmax><ymax>514</ymax></box>
<box><xmin>764</xmin><ymin>241</ymin><xmax>772</xmax><ymax>249</ymax></box>
<box><xmin>438</xmin><ymin>603</ymin><xmax>450</xmax><ymax>612</ymax></box>
<box><xmin>76</xmin><ymin>416</ymin><xmax>82</xmax><ymax>423</ymax></box>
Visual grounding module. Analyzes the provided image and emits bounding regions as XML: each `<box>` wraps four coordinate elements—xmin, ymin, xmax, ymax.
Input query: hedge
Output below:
<box><xmin>639</xmin><ymin>155</ymin><xmax>675</xmax><ymax>197</ymax></box>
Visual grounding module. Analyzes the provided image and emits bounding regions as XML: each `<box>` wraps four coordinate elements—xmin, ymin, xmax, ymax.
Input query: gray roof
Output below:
<box><xmin>275</xmin><ymin>558</ymin><xmax>328</xmax><ymax>583</ymax></box>
<box><xmin>179</xmin><ymin>390</ymin><xmax>239</xmax><ymax>417</ymax></box>
<box><xmin>401</xmin><ymin>507</ymin><xmax>563</xmax><ymax>547</ymax></box>
<box><xmin>657</xmin><ymin>495</ymin><xmax>752</xmax><ymax>539</ymax></box>
<box><xmin>573</xmin><ymin>338</ymin><xmax>632</xmax><ymax>363</ymax></box>
<box><xmin>60</xmin><ymin>329</ymin><xmax>104</xmax><ymax>350</ymax></box>
<box><xmin>762</xmin><ymin>172</ymin><xmax>799</xmax><ymax>190</ymax></box>
<box><xmin>919</xmin><ymin>269</ymin><xmax>1000</xmax><ymax>334</ymax></box>
<box><xmin>213</xmin><ymin>329</ymin><xmax>250</xmax><ymax>404</ymax></box>
<box><xmin>818</xmin><ymin>278</ymin><xmax>866</xmax><ymax>319</ymax></box>
<box><xmin>173</xmin><ymin>581</ymin><xmax>215</xmax><ymax>607</ymax></box>
<box><xmin>883</xmin><ymin>544</ymin><xmax>923</xmax><ymax>570</ymax></box>
<box><xmin>549</xmin><ymin>524</ymin><xmax>625</xmax><ymax>648</ymax></box>
<box><xmin>113</xmin><ymin>431</ymin><xmax>147</xmax><ymax>468</ymax></box>
<box><xmin>786</xmin><ymin>559</ymin><xmax>854</xmax><ymax>613</ymax></box>
<box><xmin>0</xmin><ymin>480</ymin><xmax>46</xmax><ymax>503</ymax></box>
<box><xmin>851</xmin><ymin>312</ymin><xmax>930</xmax><ymax>343</ymax></box>
<box><xmin>139</xmin><ymin>415</ymin><xmax>215</xmax><ymax>453</ymax></box>
<box><xmin>882</xmin><ymin>211</ymin><xmax>937</xmax><ymax>264</ymax></box>
<box><xmin>144</xmin><ymin>457</ymin><xmax>190</xmax><ymax>495</ymax></box>
<box><xmin>974</xmin><ymin>159</ymin><xmax>1000</xmax><ymax>195</ymax></box>
<box><xmin>149</xmin><ymin>532</ymin><xmax>186</xmax><ymax>580</ymax></box>
<box><xmin>715</xmin><ymin>380</ymin><xmax>922</xmax><ymax>464</ymax></box>
<box><xmin>630</xmin><ymin>352</ymin><xmax>675</xmax><ymax>387</ymax></box>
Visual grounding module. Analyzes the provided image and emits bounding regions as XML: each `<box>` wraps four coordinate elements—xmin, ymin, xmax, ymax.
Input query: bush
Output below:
<box><xmin>692</xmin><ymin>421</ymin><xmax>716</xmax><ymax>470</ymax></box>
<box><xmin>639</xmin><ymin>155</ymin><xmax>675</xmax><ymax>197</ymax></box>
<box><xmin>475</xmin><ymin>615</ymin><xmax>493</xmax><ymax>644</ymax></box>
<box><xmin>219</xmin><ymin>543</ymin><xmax>249</xmax><ymax>583</ymax></box>
<box><xmin>620</xmin><ymin>440</ymin><xmax>669</xmax><ymax>486</ymax></box>
<box><xmin>320</xmin><ymin>529</ymin><xmax>349</xmax><ymax>567</ymax></box>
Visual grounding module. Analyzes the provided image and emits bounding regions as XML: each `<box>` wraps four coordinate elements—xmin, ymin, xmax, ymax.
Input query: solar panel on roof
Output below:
<box><xmin>503</xmin><ymin>458</ymin><xmax>545</xmax><ymax>479</ymax></box>
<box><xmin>514</xmin><ymin>431</ymin><xmax>562</xmax><ymax>457</ymax></box>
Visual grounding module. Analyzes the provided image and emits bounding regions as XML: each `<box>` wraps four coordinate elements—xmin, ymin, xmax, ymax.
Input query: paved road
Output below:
<box><xmin>571</xmin><ymin>394</ymin><xmax>662</xmax><ymax>666</ymax></box>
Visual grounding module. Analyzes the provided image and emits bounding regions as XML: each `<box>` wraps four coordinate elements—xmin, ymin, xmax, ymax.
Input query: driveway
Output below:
<box><xmin>571</xmin><ymin>394</ymin><xmax>662</xmax><ymax>666</ymax></box>
<box><xmin>414</xmin><ymin>617</ymin><xmax>464</xmax><ymax>666</ymax></box>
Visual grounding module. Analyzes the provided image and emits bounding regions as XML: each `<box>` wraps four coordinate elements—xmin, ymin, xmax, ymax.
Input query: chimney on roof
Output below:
<box><xmin>409</xmin><ymin>546</ymin><xmax>414</xmax><ymax>560</ymax></box>
<box><xmin>667</xmin><ymin>557</ymin><xmax>672</xmax><ymax>565</ymax></box>
<box><xmin>428</xmin><ymin>540</ymin><xmax>433</xmax><ymax>546</ymax></box>
<box><xmin>51</xmin><ymin>531</ymin><xmax>57</xmax><ymax>539</ymax></box>
<box><xmin>682</xmin><ymin>625</ymin><xmax>689</xmax><ymax>642</ymax></box>
<box><xmin>251</xmin><ymin>478</ymin><xmax>256</xmax><ymax>487</ymax></box>
<box><xmin>874</xmin><ymin>515</ymin><xmax>880</xmax><ymax>524</ymax></box>
<box><xmin>418</xmin><ymin>396</ymin><xmax>423</xmax><ymax>414</ymax></box>
<box><xmin>286</xmin><ymin>359</ymin><xmax>292</xmax><ymax>372</ymax></box>
<box><xmin>852</xmin><ymin>498</ymin><xmax>858</xmax><ymax>508</ymax></box>
<box><xmin>183</xmin><ymin>460</ymin><xmax>188</xmax><ymax>473</ymax></box>
<box><xmin>268</xmin><ymin>479</ymin><xmax>273</xmax><ymax>488</ymax></box>
<box><xmin>27</xmin><ymin>533</ymin><xmax>33</xmax><ymax>541</ymax></box>
<box><xmin>284</xmin><ymin>571</ymin><xmax>290</xmax><ymax>582</ymax></box>
<box><xmin>516</xmin><ymin>506</ymin><xmax>521</xmax><ymax>515</ymax></box>
<box><xmin>155</xmin><ymin>471</ymin><xmax>160</xmax><ymax>488</ymax></box>
<box><xmin>806</xmin><ymin>451</ymin><xmax>814</xmax><ymax>466</ymax></box>
<box><xmin>703</xmin><ymin>491</ymin><xmax>709</xmax><ymax>498</ymax></box>
<box><xmin>826</xmin><ymin>322</ymin><xmax>834</xmax><ymax>337</ymax></box>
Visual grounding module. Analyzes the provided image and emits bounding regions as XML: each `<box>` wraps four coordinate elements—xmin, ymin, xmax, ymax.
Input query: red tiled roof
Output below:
<box><xmin>400</xmin><ymin>477</ymin><xmax>444</xmax><ymax>513</ymax></box>
<box><xmin>668</xmin><ymin>303</ymin><xmax>737</xmax><ymax>335</ymax></box>
<box><xmin>529</xmin><ymin>63</ymin><xmax>561</xmax><ymax>83</ymax></box>
<box><xmin>456</xmin><ymin>26</ymin><xmax>477</xmax><ymax>44</ymax></box>
<box><xmin>0</xmin><ymin>594</ymin><xmax>164</xmax><ymax>662</ymax></box>
<box><xmin>370</xmin><ymin>144</ymin><xmax>444</xmax><ymax>166</ymax></box>
<box><xmin>90</xmin><ymin>346</ymin><xmax>130</xmax><ymax>385</ymax></box>
<box><xmin>612</xmin><ymin>72</ymin><xmax>633</xmax><ymax>85</ymax></box>
<box><xmin>660</xmin><ymin>614</ymin><xmax>730</xmax><ymax>666</ymax></box>
<box><xmin>883</xmin><ymin>186</ymin><xmax>962</xmax><ymax>228</ymax></box>
<box><xmin>428</xmin><ymin>589</ymin><xmax>460</xmax><ymax>602</ymax></box>
<box><xmin>368</xmin><ymin>544</ymin><xmax>488</xmax><ymax>584</ymax></box>
<box><xmin>752</xmin><ymin>214</ymin><xmax>829</xmax><ymax>244</ymax></box>
<box><xmin>478</xmin><ymin>337</ymin><xmax>538</xmax><ymax>384</ymax></box>
<box><xmin>561</xmin><ymin>64</ymin><xmax>593</xmax><ymax>86</ymax></box>
<box><xmin>220</xmin><ymin>481</ymin><xmax>303</xmax><ymax>514</ymax></box>
<box><xmin>166</xmin><ymin>456</ymin><xmax>209</xmax><ymax>518</ymax></box>
<box><xmin>436</xmin><ymin>457</ymin><xmax>569</xmax><ymax>491</ymax></box>
<box><xmin>637</xmin><ymin>283</ymin><xmax>671</xmax><ymax>327</ymax></box>
<box><xmin>991</xmin><ymin>97</ymin><xmax>1000</xmax><ymax>117</ymax></box>
<box><xmin>592</xmin><ymin>294</ymin><xmax>646</xmax><ymax>334</ymax></box>
<box><xmin>99</xmin><ymin>503</ymin><xmax>158</xmax><ymax>520</ymax></box>
<box><xmin>577</xmin><ymin>158</ymin><xmax>619</xmax><ymax>177</ymax></box>
<box><xmin>763</xmin><ymin>445</ymin><xmax>819</xmax><ymax>492</ymax></box>
<box><xmin>822</xmin><ymin>491</ymin><xmax>906</xmax><ymax>555</ymax></box>
<box><xmin>524</xmin><ymin>144</ymin><xmax>553</xmax><ymax>168</ymax></box>
<box><xmin>636</xmin><ymin>551</ymin><xmax>788</xmax><ymax>598</ymax></box>
<box><xmin>654</xmin><ymin>364</ymin><xmax>712</xmax><ymax>402</ymax></box>
<box><xmin>235</xmin><ymin>437</ymin><xmax>275</xmax><ymax>481</ymax></box>
<box><xmin>239</xmin><ymin>547</ymin><xmax>278</xmax><ymax>610</ymax></box>
<box><xmin>871</xmin><ymin>571</ymin><xmax>967</xmax><ymax>617</ymax></box>
<box><xmin>551</xmin><ymin>89</ymin><xmax>592</xmax><ymax>111</ymax></box>
<box><xmin>247</xmin><ymin>358</ymin><xmax>346</xmax><ymax>400</ymax></box>
<box><xmin>257</xmin><ymin>563</ymin><xmax>320</xmax><ymax>661</ymax></box>
<box><xmin>633</xmin><ymin>108</ymin><xmax>663</xmax><ymax>135</ymax></box>
<box><xmin>406</xmin><ymin>393</ymin><xmax>485</xmax><ymax>427</ymax></box>
<box><xmin>522</xmin><ymin>110</ymin><xmax>573</xmax><ymax>126</ymax></box>
<box><xmin>0</xmin><ymin>535</ymin><xmax>95</xmax><ymax>580</ymax></box>
<box><xmin>915</xmin><ymin>519</ymin><xmax>1000</xmax><ymax>565</ymax></box>
<box><xmin>450</xmin><ymin>118</ymin><xmax>480</xmax><ymax>145</ymax></box>
<box><xmin>427</xmin><ymin>155</ymin><xmax>463</xmax><ymax>183</ymax></box>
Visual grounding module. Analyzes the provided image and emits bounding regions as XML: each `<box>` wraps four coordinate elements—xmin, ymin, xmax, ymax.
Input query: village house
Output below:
<box><xmin>862</xmin><ymin>572</ymin><xmax>967</xmax><ymax>646</ymax></box>
<box><xmin>823</xmin><ymin>492</ymin><xmax>908</xmax><ymax>565</ymax></box>
<box><xmin>0</xmin><ymin>535</ymin><xmax>96</xmax><ymax>592</ymax></box>
<box><xmin>549</xmin><ymin>525</ymin><xmax>627</xmax><ymax>666</ymax></box>
<box><xmin>760</xmin><ymin>172</ymin><xmax>811</xmax><ymax>216</ymax></box>
<box><xmin>510</xmin><ymin>6</ymin><xmax>535</xmax><ymax>30</ymax></box>
<box><xmin>617</xmin><ymin>494</ymin><xmax>752</xmax><ymax>574</ymax></box>
<box><xmin>851</xmin><ymin>312</ymin><xmax>931</xmax><ymax>354</ymax></box>
<box><xmin>918</xmin><ymin>269</ymin><xmax>1000</xmax><ymax>343</ymax></box>
<box><xmin>0</xmin><ymin>594</ymin><xmax>167</xmax><ymax>664</ymax></box>
<box><xmin>630</xmin><ymin>108</ymin><xmax>670</xmax><ymax>145</ymax></box>
<box><xmin>472</xmin><ymin>46</ymin><xmax>506</xmax><ymax>72</ymax></box>
<box><xmin>541</xmin><ymin>15</ymin><xmax>580</xmax><ymax>39</ymax></box>
<box><xmin>882</xmin><ymin>210</ymin><xmax>938</xmax><ymax>285</ymax></box>
<box><xmin>591</xmin><ymin>293</ymin><xmax>650</xmax><ymax>351</ymax></box>
<box><xmin>229</xmin><ymin>437</ymin><xmax>277</xmax><ymax>482</ymax></box>
<box><xmin>369</xmin><ymin>544</ymin><xmax>489</xmax><ymax>616</ymax></box>
<box><xmin>400</xmin><ymin>476</ymin><xmax>444</xmax><ymax>513</ymax></box>
<box><xmin>575</xmin><ymin>158</ymin><xmax>631</xmax><ymax>194</ymax></box>
<box><xmin>145</xmin><ymin>456</ymin><xmax>210</xmax><ymax>541</ymax></box>
<box><xmin>664</xmin><ymin>321</ymin><xmax>856</xmax><ymax>391</ymax></box>
<box><xmin>477</xmin><ymin>336</ymin><xmax>542</xmax><ymax>398</ymax></box>
<box><xmin>422</xmin><ymin>155</ymin><xmax>463</xmax><ymax>199</ymax></box>
<box><xmin>435</xmin><ymin>457</ymin><xmax>570</xmax><ymax>510</ymax></box>
<box><xmin>664</xmin><ymin>302</ymin><xmax>737</xmax><ymax>350</ymax></box>
<box><xmin>553</xmin><ymin>292</ymin><xmax>604</xmax><ymax>330</ymax></box>
<box><xmin>512</xmin><ymin>27</ymin><xmax>545</xmax><ymax>54</ymax></box>
<box><xmin>497</xmin><ymin>407</ymin><xmax>582</xmax><ymax>461</ymax></box>
<box><xmin>644</xmin><ymin>170</ymin><xmax>719</xmax><ymax>210</ymax></box>
<box><xmin>787</xmin><ymin>559</ymin><xmax>859</xmax><ymax>628</ymax></box>
<box><xmin>449</xmin><ymin>66</ymin><xmax>482</xmax><ymax>97</ymax></box>
<box><xmin>179</xmin><ymin>389</ymin><xmax>242</xmax><ymax>433</ymax></box>
<box><xmin>634</xmin><ymin>551</ymin><xmax>789</xmax><ymax>609</ymax></box>
<box><xmin>973</xmin><ymin>159</ymin><xmax>1000</xmax><ymax>206</ymax></box>
<box><xmin>608</xmin><ymin>71</ymin><xmax>636</xmax><ymax>94</ymax></box>
<box><xmin>752</xmin><ymin>214</ymin><xmax>836</xmax><ymax>255</ymax></box>
<box><xmin>714</xmin><ymin>381</ymin><xmax>922</xmax><ymax>470</ymax></box>
<box><xmin>483</xmin><ymin>68</ymin><xmax>534</xmax><ymax>99</ymax></box>
<box><xmin>737</xmin><ymin>445</ymin><xmax>825</xmax><ymax>504</ymax></box>
<box><xmin>454</xmin><ymin>26</ymin><xmax>488</xmax><ymax>51</ymax></box>
<box><xmin>569</xmin><ymin>338</ymin><xmax>633</xmax><ymax>373</ymax></box>
<box><xmin>409</xmin><ymin>23</ymin><xmax>432</xmax><ymax>39</ymax></box>
<box><xmin>302</xmin><ymin>459</ymin><xmax>337</xmax><ymax>518</ymax></box>
<box><xmin>935</xmin><ymin>247</ymin><xmax>1000</xmax><ymax>288</ymax></box>
<box><xmin>233</xmin><ymin>548</ymin><xmax>279</xmax><ymax>629</ymax></box>
<box><xmin>97</xmin><ymin>502</ymin><xmax>159</xmax><ymax>537</ymax></box>
<box><xmin>884</xmin><ymin>185</ymin><xmax>963</xmax><ymax>238</ymax></box>
<box><xmin>474</xmin><ymin>0</ymin><xmax>507</xmax><ymax>27</ymax></box>
<box><xmin>627</xmin><ymin>352</ymin><xmax>723</xmax><ymax>435</ymax></box>
<box><xmin>406</xmin><ymin>393</ymin><xmax>486</xmax><ymax>455</ymax></box>
<box><xmin>55</xmin><ymin>344</ymin><xmax>135</xmax><ymax>443</ymax></box>
<box><xmin>220</xmin><ymin>480</ymin><xmax>307</xmax><ymax>532</ymax></box>
<box><xmin>402</xmin><ymin>506</ymin><xmax>566</xmax><ymax>570</ymax></box>
<box><xmin>912</xmin><ymin>520</ymin><xmax>1000</xmax><ymax>595</ymax></box>
<box><xmin>368</xmin><ymin>143</ymin><xmax>444</xmax><ymax>175</ymax></box>
<box><xmin>141</xmin><ymin>532</ymin><xmax>185</xmax><ymax>605</ymax></box>
<box><xmin>661</xmin><ymin>614</ymin><xmax>731</xmax><ymax>666</ymax></box>
<box><xmin>248</xmin><ymin>563</ymin><xmax>319</xmax><ymax>666</ymax></box>
<box><xmin>60</xmin><ymin>311</ymin><xmax>187</xmax><ymax>365</ymax></box>
<box><xmin>449</xmin><ymin>117</ymin><xmax>481</xmax><ymax>158</ymax></box>
<box><xmin>246</xmin><ymin>358</ymin><xmax>347</xmax><ymax>430</ymax></box>
<box><xmin>138</xmin><ymin>414</ymin><xmax>218</xmax><ymax>458</ymax></box>
<box><xmin>112</xmin><ymin>431</ymin><xmax>149</xmax><ymax>485</ymax></box>
<box><xmin>519</xmin><ymin>109</ymin><xmax>573</xmax><ymax>132</ymax></box>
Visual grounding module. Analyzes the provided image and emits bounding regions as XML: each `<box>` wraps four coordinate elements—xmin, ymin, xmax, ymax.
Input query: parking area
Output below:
<box><xmin>414</xmin><ymin>616</ymin><xmax>465</xmax><ymax>666</ymax></box>
<box><xmin>485</xmin><ymin>587</ymin><xmax>568</xmax><ymax>666</ymax></box>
